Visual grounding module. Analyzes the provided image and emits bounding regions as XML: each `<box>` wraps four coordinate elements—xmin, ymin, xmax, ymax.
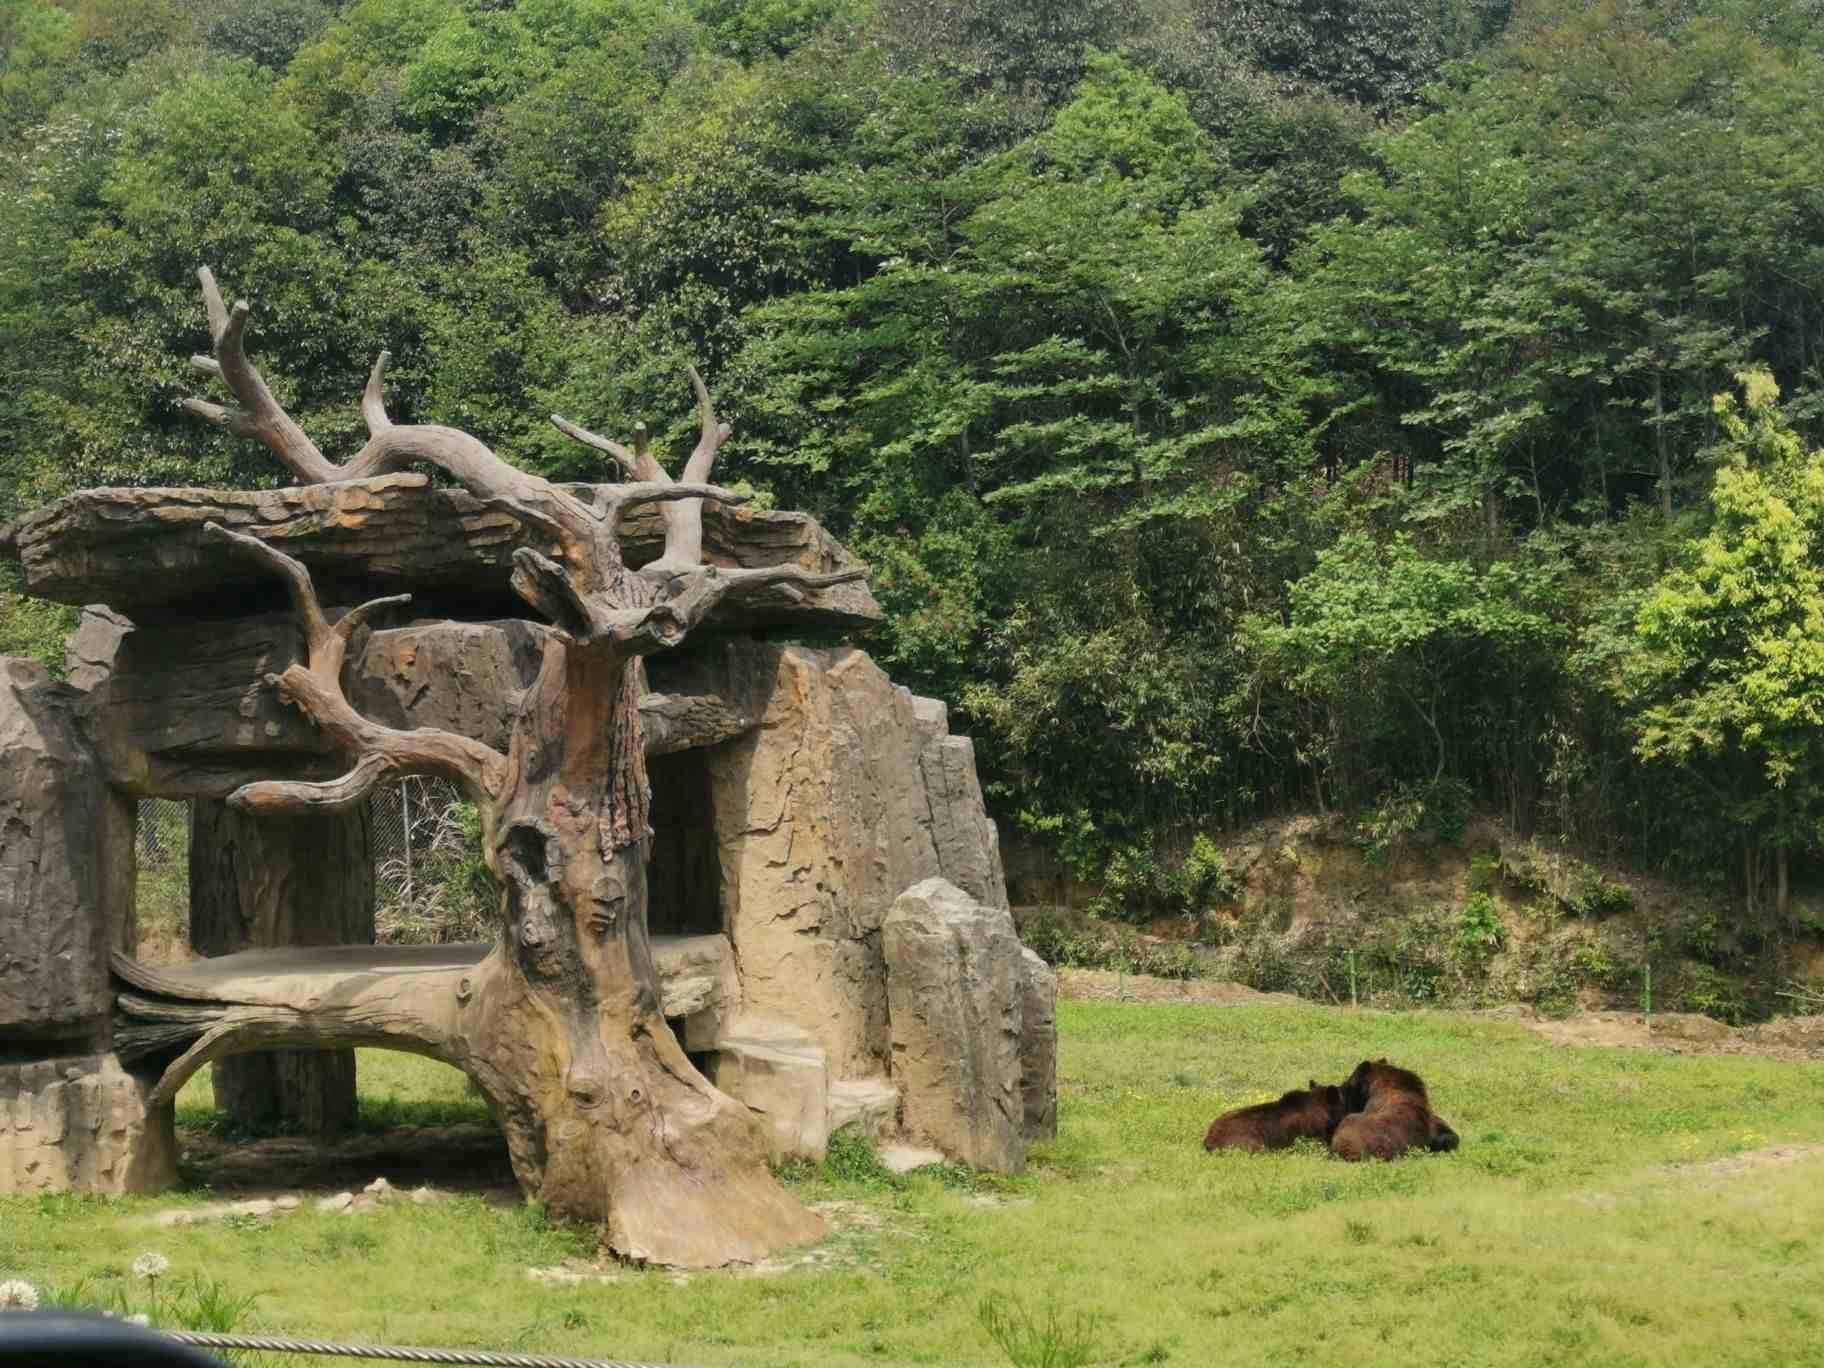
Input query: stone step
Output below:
<box><xmin>828</xmin><ymin>1076</ymin><xmax>899</xmax><ymax>1142</ymax></box>
<box><xmin>879</xmin><ymin>1144</ymin><xmax>947</xmax><ymax>1175</ymax></box>
<box><xmin>706</xmin><ymin>1015</ymin><xmax>829</xmax><ymax>1162</ymax></box>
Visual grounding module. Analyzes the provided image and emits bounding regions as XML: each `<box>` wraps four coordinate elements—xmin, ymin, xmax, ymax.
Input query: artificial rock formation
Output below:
<box><xmin>0</xmin><ymin>660</ymin><xmax>134</xmax><ymax>1042</ymax></box>
<box><xmin>0</xmin><ymin>661</ymin><xmax>169</xmax><ymax>1196</ymax></box>
<box><xmin>0</xmin><ymin>1054</ymin><xmax>176</xmax><ymax>1195</ymax></box>
<box><xmin>0</xmin><ymin>266</ymin><xmax>1057</xmax><ymax>1257</ymax></box>
<box><xmin>883</xmin><ymin>878</ymin><xmax>1026</xmax><ymax>1173</ymax></box>
<box><xmin>1019</xmin><ymin>948</ymin><xmax>1059</xmax><ymax>1143</ymax></box>
<box><xmin>707</xmin><ymin>647</ymin><xmax>1008</xmax><ymax>1083</ymax></box>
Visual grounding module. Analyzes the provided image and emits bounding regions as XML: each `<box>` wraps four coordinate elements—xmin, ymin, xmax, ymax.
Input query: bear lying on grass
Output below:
<box><xmin>1328</xmin><ymin>1059</ymin><xmax>1460</xmax><ymax>1162</ymax></box>
<box><xmin>1203</xmin><ymin>1080</ymin><xmax>1347</xmax><ymax>1153</ymax></box>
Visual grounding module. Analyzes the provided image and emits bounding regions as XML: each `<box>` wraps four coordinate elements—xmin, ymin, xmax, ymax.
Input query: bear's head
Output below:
<box><xmin>1343</xmin><ymin>1058</ymin><xmax>1429</xmax><ymax>1111</ymax></box>
<box><xmin>1426</xmin><ymin>1113</ymin><xmax>1460</xmax><ymax>1152</ymax></box>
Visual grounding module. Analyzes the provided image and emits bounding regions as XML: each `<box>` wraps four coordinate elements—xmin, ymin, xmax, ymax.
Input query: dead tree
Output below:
<box><xmin>170</xmin><ymin>268</ymin><xmax>858</xmax><ymax>1265</ymax></box>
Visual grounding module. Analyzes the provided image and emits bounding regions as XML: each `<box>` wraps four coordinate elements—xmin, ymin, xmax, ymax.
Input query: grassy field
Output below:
<box><xmin>5</xmin><ymin>1001</ymin><xmax>1824</xmax><ymax>1367</ymax></box>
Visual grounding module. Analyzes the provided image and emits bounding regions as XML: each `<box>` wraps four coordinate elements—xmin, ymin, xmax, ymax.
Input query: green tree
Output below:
<box><xmin>1608</xmin><ymin>373</ymin><xmax>1824</xmax><ymax>926</ymax></box>
<box><xmin>1243</xmin><ymin>528</ymin><xmax>1567</xmax><ymax>819</ymax></box>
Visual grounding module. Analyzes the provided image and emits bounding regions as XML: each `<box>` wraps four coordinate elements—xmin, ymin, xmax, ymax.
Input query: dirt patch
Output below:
<box><xmin>1485</xmin><ymin>1006</ymin><xmax>1824</xmax><ymax>1062</ymax></box>
<box><xmin>1059</xmin><ymin>968</ymin><xmax>1300</xmax><ymax>1006</ymax></box>
<box><xmin>523</xmin><ymin>1199</ymin><xmax>894</xmax><ymax>1283</ymax></box>
<box><xmin>1675</xmin><ymin>1142</ymin><xmax>1824</xmax><ymax>1179</ymax></box>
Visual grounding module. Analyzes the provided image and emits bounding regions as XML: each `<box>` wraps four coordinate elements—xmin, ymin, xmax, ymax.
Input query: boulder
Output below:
<box><xmin>0</xmin><ymin>659</ymin><xmax>135</xmax><ymax>1036</ymax></box>
<box><xmin>63</xmin><ymin>605</ymin><xmax>133</xmax><ymax>695</ymax></box>
<box><xmin>0</xmin><ymin>1053</ymin><xmax>176</xmax><ymax>1195</ymax></box>
<box><xmin>704</xmin><ymin>647</ymin><xmax>1009</xmax><ymax>1081</ymax></box>
<box><xmin>883</xmin><ymin>878</ymin><xmax>1024</xmax><ymax>1173</ymax></box>
<box><xmin>1019</xmin><ymin>948</ymin><xmax>1058</xmax><ymax>1142</ymax></box>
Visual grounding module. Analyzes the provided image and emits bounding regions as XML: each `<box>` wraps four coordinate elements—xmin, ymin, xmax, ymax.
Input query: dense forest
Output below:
<box><xmin>6</xmin><ymin>0</ymin><xmax>1824</xmax><ymax>945</ymax></box>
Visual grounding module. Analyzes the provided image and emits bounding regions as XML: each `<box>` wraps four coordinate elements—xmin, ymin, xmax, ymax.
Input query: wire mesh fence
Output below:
<box><xmin>370</xmin><ymin>775</ymin><xmax>465</xmax><ymax>906</ymax></box>
<box><xmin>370</xmin><ymin>776</ymin><xmax>493</xmax><ymax>944</ymax></box>
<box><xmin>133</xmin><ymin>779</ymin><xmax>490</xmax><ymax>950</ymax></box>
<box><xmin>137</xmin><ymin>797</ymin><xmax>190</xmax><ymax>870</ymax></box>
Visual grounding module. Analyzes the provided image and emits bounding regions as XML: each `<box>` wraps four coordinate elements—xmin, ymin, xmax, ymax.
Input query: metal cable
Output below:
<box><xmin>166</xmin><ymin>1331</ymin><xmax>702</xmax><ymax>1368</ymax></box>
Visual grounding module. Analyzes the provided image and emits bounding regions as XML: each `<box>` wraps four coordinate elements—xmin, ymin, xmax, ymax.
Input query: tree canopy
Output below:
<box><xmin>7</xmin><ymin>0</ymin><xmax>1824</xmax><ymax>923</ymax></box>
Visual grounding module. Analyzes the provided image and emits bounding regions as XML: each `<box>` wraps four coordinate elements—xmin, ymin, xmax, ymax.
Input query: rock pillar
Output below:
<box><xmin>1019</xmin><ymin>947</ymin><xmax>1058</xmax><ymax>1143</ymax></box>
<box><xmin>0</xmin><ymin>658</ymin><xmax>133</xmax><ymax>1045</ymax></box>
<box><xmin>189</xmin><ymin>799</ymin><xmax>376</xmax><ymax>1133</ymax></box>
<box><xmin>705</xmin><ymin>646</ymin><xmax>1008</xmax><ymax>1081</ymax></box>
<box><xmin>883</xmin><ymin>877</ymin><xmax>1025</xmax><ymax>1173</ymax></box>
<box><xmin>0</xmin><ymin>657</ymin><xmax>171</xmax><ymax>1193</ymax></box>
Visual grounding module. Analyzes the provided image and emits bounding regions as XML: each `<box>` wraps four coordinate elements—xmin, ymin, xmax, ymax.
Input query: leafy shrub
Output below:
<box><xmin>1087</xmin><ymin>834</ymin><xmax>1238</xmax><ymax>924</ymax></box>
<box><xmin>1017</xmin><ymin>910</ymin><xmax>1205</xmax><ymax>980</ymax></box>
<box><xmin>1680</xmin><ymin>964</ymin><xmax>1748</xmax><ymax>1023</ymax></box>
<box><xmin>1454</xmin><ymin>892</ymin><xmax>1505</xmax><ymax>966</ymax></box>
<box><xmin>1676</xmin><ymin>907</ymin><xmax>1725</xmax><ymax>965</ymax></box>
<box><xmin>1572</xmin><ymin>876</ymin><xmax>1634</xmax><ymax>918</ymax></box>
<box><xmin>1355</xmin><ymin>789</ymin><xmax>1424</xmax><ymax>866</ymax></box>
<box><xmin>821</xmin><ymin>1125</ymin><xmax>899</xmax><ymax>1190</ymax></box>
<box><xmin>1565</xmin><ymin>935</ymin><xmax>1617</xmax><ymax>987</ymax></box>
<box><xmin>0</xmin><ymin>585</ymin><xmax>75</xmax><ymax>674</ymax></box>
<box><xmin>1466</xmin><ymin>853</ymin><xmax>1501</xmax><ymax>893</ymax></box>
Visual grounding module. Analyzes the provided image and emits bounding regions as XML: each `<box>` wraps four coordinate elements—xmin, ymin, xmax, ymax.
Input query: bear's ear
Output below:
<box><xmin>1309</xmin><ymin>1079</ymin><xmax>1319</xmax><ymax>1090</ymax></box>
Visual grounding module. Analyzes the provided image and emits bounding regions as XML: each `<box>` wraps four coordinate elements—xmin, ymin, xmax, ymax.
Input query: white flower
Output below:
<box><xmin>126</xmin><ymin>1313</ymin><xmax>151</xmax><ymax>1327</ymax></box>
<box><xmin>0</xmin><ymin>1279</ymin><xmax>39</xmax><ymax>1311</ymax></box>
<box><xmin>131</xmin><ymin>1253</ymin><xmax>170</xmax><ymax>1281</ymax></box>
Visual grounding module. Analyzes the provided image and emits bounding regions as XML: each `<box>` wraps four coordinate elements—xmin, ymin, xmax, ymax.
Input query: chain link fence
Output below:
<box><xmin>133</xmin><ymin>779</ymin><xmax>489</xmax><ymax>951</ymax></box>
<box><xmin>137</xmin><ymin>797</ymin><xmax>190</xmax><ymax>870</ymax></box>
<box><xmin>369</xmin><ymin>776</ymin><xmax>493</xmax><ymax>944</ymax></box>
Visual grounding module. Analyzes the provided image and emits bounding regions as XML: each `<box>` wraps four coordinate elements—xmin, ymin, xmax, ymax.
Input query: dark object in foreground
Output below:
<box><xmin>0</xmin><ymin>1313</ymin><xmax>227</xmax><ymax>1367</ymax></box>
<box><xmin>0</xmin><ymin>1313</ymin><xmax>695</xmax><ymax>1368</ymax></box>
<box><xmin>1203</xmin><ymin>1079</ymin><xmax>1347</xmax><ymax>1152</ymax></box>
<box><xmin>1329</xmin><ymin>1059</ymin><xmax>1459</xmax><ymax>1161</ymax></box>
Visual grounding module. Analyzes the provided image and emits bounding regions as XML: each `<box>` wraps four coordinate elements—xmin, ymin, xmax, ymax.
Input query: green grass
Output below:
<box><xmin>173</xmin><ymin>1050</ymin><xmax>493</xmax><ymax>1136</ymax></box>
<box><xmin>6</xmin><ymin>1002</ymin><xmax>1824</xmax><ymax>1366</ymax></box>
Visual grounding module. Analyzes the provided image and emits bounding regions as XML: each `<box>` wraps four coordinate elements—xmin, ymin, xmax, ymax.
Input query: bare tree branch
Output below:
<box><xmin>361</xmin><ymin>350</ymin><xmax>393</xmax><ymax>436</ymax></box>
<box><xmin>229</xmin><ymin>753</ymin><xmax>398</xmax><ymax>814</ymax></box>
<box><xmin>681</xmin><ymin>366</ymin><xmax>732</xmax><ymax>487</ymax></box>
<box><xmin>185</xmin><ymin>268</ymin><xmax>338</xmax><ymax>483</ymax></box>
<box><xmin>549</xmin><ymin>415</ymin><xmax>642</xmax><ymax>478</ymax></box>
<box><xmin>634</xmin><ymin>563</ymin><xmax>870</xmax><ymax>646</ymax></box>
<box><xmin>663</xmin><ymin>367</ymin><xmax>733</xmax><ymax>570</ymax></box>
<box><xmin>204</xmin><ymin>522</ymin><xmax>508</xmax><ymax>810</ymax></box>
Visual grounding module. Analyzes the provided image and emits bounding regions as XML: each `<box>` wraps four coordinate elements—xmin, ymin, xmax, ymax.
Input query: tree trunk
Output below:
<box><xmin>190</xmin><ymin>800</ymin><xmax>374</xmax><ymax>1133</ymax></box>
<box><xmin>455</xmin><ymin>640</ymin><xmax>821</xmax><ymax>1265</ymax></box>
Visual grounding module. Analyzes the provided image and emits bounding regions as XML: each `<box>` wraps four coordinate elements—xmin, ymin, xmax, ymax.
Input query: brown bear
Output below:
<box><xmin>1329</xmin><ymin>1058</ymin><xmax>1460</xmax><ymax>1161</ymax></box>
<box><xmin>1204</xmin><ymin>1080</ymin><xmax>1347</xmax><ymax>1153</ymax></box>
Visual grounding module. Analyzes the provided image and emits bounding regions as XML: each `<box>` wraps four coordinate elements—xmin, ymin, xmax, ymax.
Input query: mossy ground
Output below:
<box><xmin>5</xmin><ymin>1001</ymin><xmax>1823</xmax><ymax>1366</ymax></box>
